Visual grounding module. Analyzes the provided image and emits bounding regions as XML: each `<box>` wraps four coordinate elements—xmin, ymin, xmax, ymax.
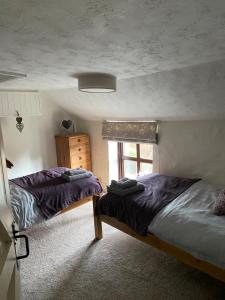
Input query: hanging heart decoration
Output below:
<box><xmin>16</xmin><ymin>111</ymin><xmax>24</xmax><ymax>133</ymax></box>
<box><xmin>16</xmin><ymin>122</ymin><xmax>24</xmax><ymax>132</ymax></box>
<box><xmin>62</xmin><ymin>120</ymin><xmax>72</xmax><ymax>130</ymax></box>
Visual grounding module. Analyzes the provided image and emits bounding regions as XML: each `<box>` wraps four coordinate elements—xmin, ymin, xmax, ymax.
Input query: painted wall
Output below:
<box><xmin>158</xmin><ymin>121</ymin><xmax>225</xmax><ymax>187</ymax></box>
<box><xmin>1</xmin><ymin>96</ymin><xmax>74</xmax><ymax>179</ymax></box>
<box><xmin>78</xmin><ymin>120</ymin><xmax>109</xmax><ymax>189</ymax></box>
<box><xmin>79</xmin><ymin>119</ymin><xmax>225</xmax><ymax>188</ymax></box>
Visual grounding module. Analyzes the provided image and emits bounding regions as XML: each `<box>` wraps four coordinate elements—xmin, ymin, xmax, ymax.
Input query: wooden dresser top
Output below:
<box><xmin>55</xmin><ymin>133</ymin><xmax>88</xmax><ymax>138</ymax></box>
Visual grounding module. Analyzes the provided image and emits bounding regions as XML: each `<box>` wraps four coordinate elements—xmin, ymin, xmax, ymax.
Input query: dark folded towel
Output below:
<box><xmin>111</xmin><ymin>178</ymin><xmax>137</xmax><ymax>189</ymax></box>
<box><xmin>62</xmin><ymin>172</ymin><xmax>92</xmax><ymax>182</ymax></box>
<box><xmin>64</xmin><ymin>168</ymin><xmax>87</xmax><ymax>176</ymax></box>
<box><xmin>107</xmin><ymin>183</ymin><xmax>145</xmax><ymax>196</ymax></box>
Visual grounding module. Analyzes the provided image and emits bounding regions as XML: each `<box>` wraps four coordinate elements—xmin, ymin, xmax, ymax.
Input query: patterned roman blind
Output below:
<box><xmin>102</xmin><ymin>121</ymin><xmax>158</xmax><ymax>144</ymax></box>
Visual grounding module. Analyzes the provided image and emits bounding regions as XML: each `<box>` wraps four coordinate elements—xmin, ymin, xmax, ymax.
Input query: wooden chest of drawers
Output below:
<box><xmin>55</xmin><ymin>133</ymin><xmax>92</xmax><ymax>171</ymax></box>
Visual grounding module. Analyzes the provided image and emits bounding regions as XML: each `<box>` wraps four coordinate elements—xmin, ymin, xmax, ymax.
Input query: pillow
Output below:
<box><xmin>214</xmin><ymin>190</ymin><xmax>225</xmax><ymax>216</ymax></box>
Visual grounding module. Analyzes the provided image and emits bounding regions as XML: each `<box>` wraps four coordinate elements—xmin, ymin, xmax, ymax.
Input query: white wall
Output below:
<box><xmin>78</xmin><ymin>120</ymin><xmax>109</xmax><ymax>189</ymax></box>
<box><xmin>158</xmin><ymin>121</ymin><xmax>225</xmax><ymax>187</ymax></box>
<box><xmin>1</xmin><ymin>96</ymin><xmax>74</xmax><ymax>179</ymax></box>
<box><xmin>78</xmin><ymin>119</ymin><xmax>225</xmax><ymax>188</ymax></box>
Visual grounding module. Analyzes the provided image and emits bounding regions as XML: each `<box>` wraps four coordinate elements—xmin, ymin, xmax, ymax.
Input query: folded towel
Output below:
<box><xmin>62</xmin><ymin>171</ymin><xmax>92</xmax><ymax>182</ymax></box>
<box><xmin>111</xmin><ymin>178</ymin><xmax>137</xmax><ymax>189</ymax></box>
<box><xmin>64</xmin><ymin>168</ymin><xmax>87</xmax><ymax>176</ymax></box>
<box><xmin>107</xmin><ymin>183</ymin><xmax>145</xmax><ymax>196</ymax></box>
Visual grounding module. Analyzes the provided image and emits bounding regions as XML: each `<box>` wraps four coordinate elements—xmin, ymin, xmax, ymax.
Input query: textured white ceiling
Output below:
<box><xmin>1</xmin><ymin>0</ymin><xmax>225</xmax><ymax>90</ymax></box>
<box><xmin>42</xmin><ymin>59</ymin><xmax>225</xmax><ymax>121</ymax></box>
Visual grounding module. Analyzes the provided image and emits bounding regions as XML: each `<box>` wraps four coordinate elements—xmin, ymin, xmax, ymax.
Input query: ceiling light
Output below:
<box><xmin>78</xmin><ymin>73</ymin><xmax>116</xmax><ymax>93</ymax></box>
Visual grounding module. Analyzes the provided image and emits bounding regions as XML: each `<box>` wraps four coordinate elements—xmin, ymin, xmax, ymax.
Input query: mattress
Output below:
<box><xmin>148</xmin><ymin>180</ymin><xmax>225</xmax><ymax>269</ymax></box>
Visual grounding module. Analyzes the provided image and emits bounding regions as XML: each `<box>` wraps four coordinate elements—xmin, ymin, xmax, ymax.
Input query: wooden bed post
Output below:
<box><xmin>93</xmin><ymin>195</ymin><xmax>103</xmax><ymax>240</ymax></box>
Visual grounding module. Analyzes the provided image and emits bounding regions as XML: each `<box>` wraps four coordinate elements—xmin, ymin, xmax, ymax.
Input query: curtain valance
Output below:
<box><xmin>102</xmin><ymin>121</ymin><xmax>158</xmax><ymax>144</ymax></box>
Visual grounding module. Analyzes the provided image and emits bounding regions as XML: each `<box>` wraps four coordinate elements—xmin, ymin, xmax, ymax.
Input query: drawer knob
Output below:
<box><xmin>78</xmin><ymin>148</ymin><xmax>81</xmax><ymax>151</ymax></box>
<box><xmin>78</xmin><ymin>139</ymin><xmax>81</xmax><ymax>142</ymax></box>
<box><xmin>80</xmin><ymin>165</ymin><xmax>82</xmax><ymax>168</ymax></box>
<box><xmin>79</xmin><ymin>157</ymin><xmax>82</xmax><ymax>160</ymax></box>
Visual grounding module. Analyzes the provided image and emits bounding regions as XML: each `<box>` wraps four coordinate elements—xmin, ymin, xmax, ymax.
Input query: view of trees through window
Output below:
<box><xmin>108</xmin><ymin>141</ymin><xmax>153</xmax><ymax>181</ymax></box>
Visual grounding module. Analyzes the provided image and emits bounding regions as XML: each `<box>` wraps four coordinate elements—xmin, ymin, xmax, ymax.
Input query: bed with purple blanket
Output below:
<box><xmin>9</xmin><ymin>167</ymin><xmax>102</xmax><ymax>230</ymax></box>
<box><xmin>97</xmin><ymin>173</ymin><xmax>200</xmax><ymax>235</ymax></box>
<box><xmin>94</xmin><ymin>173</ymin><xmax>225</xmax><ymax>283</ymax></box>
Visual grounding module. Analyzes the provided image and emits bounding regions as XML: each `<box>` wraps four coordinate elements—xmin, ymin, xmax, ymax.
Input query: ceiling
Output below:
<box><xmin>1</xmin><ymin>0</ymin><xmax>225</xmax><ymax>90</ymax></box>
<box><xmin>42</xmin><ymin>59</ymin><xmax>225</xmax><ymax>121</ymax></box>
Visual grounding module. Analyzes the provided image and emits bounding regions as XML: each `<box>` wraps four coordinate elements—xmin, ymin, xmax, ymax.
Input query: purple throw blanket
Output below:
<box><xmin>97</xmin><ymin>173</ymin><xmax>200</xmax><ymax>235</ymax></box>
<box><xmin>10</xmin><ymin>167</ymin><xmax>102</xmax><ymax>219</ymax></box>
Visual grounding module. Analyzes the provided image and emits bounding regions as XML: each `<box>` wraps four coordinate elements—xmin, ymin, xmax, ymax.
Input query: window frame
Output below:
<box><xmin>117</xmin><ymin>142</ymin><xmax>153</xmax><ymax>179</ymax></box>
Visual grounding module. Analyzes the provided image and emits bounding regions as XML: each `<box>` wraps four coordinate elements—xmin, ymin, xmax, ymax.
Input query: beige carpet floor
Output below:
<box><xmin>20</xmin><ymin>202</ymin><xmax>225</xmax><ymax>300</ymax></box>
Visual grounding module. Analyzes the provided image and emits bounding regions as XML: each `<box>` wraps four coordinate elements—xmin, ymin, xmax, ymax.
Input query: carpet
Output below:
<box><xmin>20</xmin><ymin>202</ymin><xmax>225</xmax><ymax>300</ymax></box>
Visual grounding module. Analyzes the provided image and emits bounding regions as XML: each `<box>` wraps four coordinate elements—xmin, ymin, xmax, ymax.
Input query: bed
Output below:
<box><xmin>93</xmin><ymin>173</ymin><xmax>225</xmax><ymax>283</ymax></box>
<box><xmin>10</xmin><ymin>167</ymin><xmax>102</xmax><ymax>230</ymax></box>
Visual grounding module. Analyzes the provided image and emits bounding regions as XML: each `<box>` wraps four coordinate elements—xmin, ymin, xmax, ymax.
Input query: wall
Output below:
<box><xmin>78</xmin><ymin>120</ymin><xmax>109</xmax><ymax>189</ymax></box>
<box><xmin>1</xmin><ymin>96</ymin><xmax>74</xmax><ymax>179</ymax></box>
<box><xmin>79</xmin><ymin>119</ymin><xmax>225</xmax><ymax>188</ymax></box>
<box><xmin>158</xmin><ymin>121</ymin><xmax>225</xmax><ymax>187</ymax></box>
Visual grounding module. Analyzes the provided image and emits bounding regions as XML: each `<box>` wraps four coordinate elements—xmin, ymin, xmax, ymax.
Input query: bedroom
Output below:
<box><xmin>1</xmin><ymin>1</ymin><xmax>225</xmax><ymax>299</ymax></box>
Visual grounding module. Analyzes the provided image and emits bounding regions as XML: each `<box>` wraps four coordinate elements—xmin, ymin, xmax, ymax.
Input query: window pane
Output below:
<box><xmin>124</xmin><ymin>160</ymin><xmax>137</xmax><ymax>179</ymax></box>
<box><xmin>123</xmin><ymin>143</ymin><xmax>137</xmax><ymax>157</ymax></box>
<box><xmin>108</xmin><ymin>141</ymin><xmax>118</xmax><ymax>182</ymax></box>
<box><xmin>140</xmin><ymin>144</ymin><xmax>153</xmax><ymax>160</ymax></box>
<box><xmin>139</xmin><ymin>162</ymin><xmax>153</xmax><ymax>176</ymax></box>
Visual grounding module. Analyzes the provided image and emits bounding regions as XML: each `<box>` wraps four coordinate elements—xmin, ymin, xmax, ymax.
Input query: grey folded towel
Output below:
<box><xmin>107</xmin><ymin>183</ymin><xmax>145</xmax><ymax>196</ymax></box>
<box><xmin>111</xmin><ymin>178</ymin><xmax>137</xmax><ymax>189</ymax></box>
<box><xmin>62</xmin><ymin>171</ymin><xmax>92</xmax><ymax>182</ymax></box>
<box><xmin>64</xmin><ymin>168</ymin><xmax>87</xmax><ymax>176</ymax></box>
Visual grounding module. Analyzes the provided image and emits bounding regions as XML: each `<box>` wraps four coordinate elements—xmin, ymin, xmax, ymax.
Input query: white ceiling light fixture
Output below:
<box><xmin>78</xmin><ymin>73</ymin><xmax>116</xmax><ymax>93</ymax></box>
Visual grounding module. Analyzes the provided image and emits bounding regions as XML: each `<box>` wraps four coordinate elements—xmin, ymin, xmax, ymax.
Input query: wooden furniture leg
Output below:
<box><xmin>93</xmin><ymin>195</ymin><xmax>103</xmax><ymax>240</ymax></box>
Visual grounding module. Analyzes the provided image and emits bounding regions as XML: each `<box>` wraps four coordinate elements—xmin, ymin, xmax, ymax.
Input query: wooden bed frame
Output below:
<box><xmin>92</xmin><ymin>195</ymin><xmax>225</xmax><ymax>284</ymax></box>
<box><xmin>60</xmin><ymin>195</ymin><xmax>93</xmax><ymax>214</ymax></box>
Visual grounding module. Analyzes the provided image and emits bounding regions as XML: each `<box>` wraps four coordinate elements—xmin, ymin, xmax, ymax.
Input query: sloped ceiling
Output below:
<box><xmin>42</xmin><ymin>59</ymin><xmax>225</xmax><ymax>121</ymax></box>
<box><xmin>1</xmin><ymin>0</ymin><xmax>225</xmax><ymax>90</ymax></box>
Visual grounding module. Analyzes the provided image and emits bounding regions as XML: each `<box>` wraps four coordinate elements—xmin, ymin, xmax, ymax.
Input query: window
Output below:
<box><xmin>108</xmin><ymin>141</ymin><xmax>153</xmax><ymax>181</ymax></box>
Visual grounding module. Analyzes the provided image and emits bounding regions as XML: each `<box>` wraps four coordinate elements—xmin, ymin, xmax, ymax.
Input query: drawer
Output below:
<box><xmin>70</xmin><ymin>146</ymin><xmax>90</xmax><ymax>157</ymax></box>
<box><xmin>71</xmin><ymin>159</ymin><xmax>91</xmax><ymax>171</ymax></box>
<box><xmin>71</xmin><ymin>151</ymin><xmax>90</xmax><ymax>163</ymax></box>
<box><xmin>69</xmin><ymin>136</ymin><xmax>89</xmax><ymax>147</ymax></box>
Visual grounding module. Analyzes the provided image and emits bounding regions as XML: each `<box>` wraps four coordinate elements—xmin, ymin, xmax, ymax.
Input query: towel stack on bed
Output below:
<box><xmin>107</xmin><ymin>177</ymin><xmax>145</xmax><ymax>196</ymax></box>
<box><xmin>62</xmin><ymin>168</ymin><xmax>92</xmax><ymax>182</ymax></box>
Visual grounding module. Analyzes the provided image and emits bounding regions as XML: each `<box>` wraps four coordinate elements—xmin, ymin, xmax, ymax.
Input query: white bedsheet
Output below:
<box><xmin>148</xmin><ymin>180</ymin><xmax>225</xmax><ymax>269</ymax></box>
<box><xmin>9</xmin><ymin>182</ymin><xmax>44</xmax><ymax>230</ymax></box>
